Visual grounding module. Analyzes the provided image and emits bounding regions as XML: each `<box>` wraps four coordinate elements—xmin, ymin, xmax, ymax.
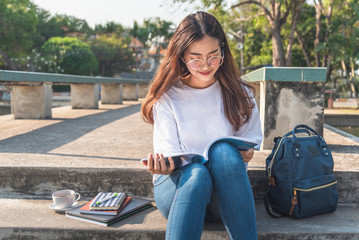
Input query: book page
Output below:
<box><xmin>202</xmin><ymin>136</ymin><xmax>258</xmax><ymax>160</ymax></box>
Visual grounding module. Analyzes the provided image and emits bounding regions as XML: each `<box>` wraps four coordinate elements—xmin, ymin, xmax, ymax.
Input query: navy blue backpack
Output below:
<box><xmin>264</xmin><ymin>124</ymin><xmax>338</xmax><ymax>218</ymax></box>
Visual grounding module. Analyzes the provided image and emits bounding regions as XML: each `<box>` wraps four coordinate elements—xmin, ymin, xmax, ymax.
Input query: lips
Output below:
<box><xmin>198</xmin><ymin>70</ymin><xmax>212</xmax><ymax>76</ymax></box>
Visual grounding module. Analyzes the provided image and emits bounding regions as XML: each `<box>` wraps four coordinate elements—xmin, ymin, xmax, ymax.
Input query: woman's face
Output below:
<box><xmin>182</xmin><ymin>35</ymin><xmax>222</xmax><ymax>89</ymax></box>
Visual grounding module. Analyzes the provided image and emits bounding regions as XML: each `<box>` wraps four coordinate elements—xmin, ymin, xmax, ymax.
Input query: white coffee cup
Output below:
<box><xmin>52</xmin><ymin>189</ymin><xmax>81</xmax><ymax>209</ymax></box>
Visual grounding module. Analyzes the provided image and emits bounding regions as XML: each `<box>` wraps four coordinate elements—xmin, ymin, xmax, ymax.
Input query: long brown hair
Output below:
<box><xmin>141</xmin><ymin>11</ymin><xmax>255</xmax><ymax>131</ymax></box>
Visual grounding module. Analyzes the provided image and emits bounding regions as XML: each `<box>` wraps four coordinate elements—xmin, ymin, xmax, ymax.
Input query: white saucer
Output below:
<box><xmin>49</xmin><ymin>202</ymin><xmax>80</xmax><ymax>212</ymax></box>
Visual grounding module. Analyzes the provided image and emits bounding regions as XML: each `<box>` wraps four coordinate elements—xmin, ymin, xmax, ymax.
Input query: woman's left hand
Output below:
<box><xmin>240</xmin><ymin>148</ymin><xmax>254</xmax><ymax>162</ymax></box>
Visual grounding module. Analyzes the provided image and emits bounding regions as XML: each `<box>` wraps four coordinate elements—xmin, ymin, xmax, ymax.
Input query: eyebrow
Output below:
<box><xmin>189</xmin><ymin>48</ymin><xmax>219</xmax><ymax>56</ymax></box>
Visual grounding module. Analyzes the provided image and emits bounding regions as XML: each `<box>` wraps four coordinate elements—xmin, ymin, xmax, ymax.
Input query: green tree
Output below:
<box><xmin>93</xmin><ymin>22</ymin><xmax>125</xmax><ymax>36</ymax></box>
<box><xmin>0</xmin><ymin>0</ymin><xmax>38</xmax><ymax>70</ymax></box>
<box><xmin>41</xmin><ymin>37</ymin><xmax>98</xmax><ymax>75</ymax></box>
<box><xmin>90</xmin><ymin>34</ymin><xmax>135</xmax><ymax>76</ymax></box>
<box><xmin>33</xmin><ymin>10</ymin><xmax>92</xmax><ymax>49</ymax></box>
<box><xmin>175</xmin><ymin>0</ymin><xmax>306</xmax><ymax>66</ymax></box>
<box><xmin>324</xmin><ymin>0</ymin><xmax>359</xmax><ymax>97</ymax></box>
<box><xmin>130</xmin><ymin>18</ymin><xmax>174</xmax><ymax>47</ymax></box>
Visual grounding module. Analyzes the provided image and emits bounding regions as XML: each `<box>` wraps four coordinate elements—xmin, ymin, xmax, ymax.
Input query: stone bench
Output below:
<box><xmin>0</xmin><ymin>70</ymin><xmax>150</xmax><ymax>119</ymax></box>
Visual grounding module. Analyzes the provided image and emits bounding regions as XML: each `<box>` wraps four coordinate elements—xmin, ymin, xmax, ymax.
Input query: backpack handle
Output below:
<box><xmin>292</xmin><ymin>124</ymin><xmax>326</xmax><ymax>148</ymax></box>
<box><xmin>282</xmin><ymin>128</ymin><xmax>311</xmax><ymax>138</ymax></box>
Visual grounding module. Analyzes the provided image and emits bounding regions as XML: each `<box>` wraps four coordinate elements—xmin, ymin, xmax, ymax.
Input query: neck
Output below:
<box><xmin>182</xmin><ymin>75</ymin><xmax>216</xmax><ymax>89</ymax></box>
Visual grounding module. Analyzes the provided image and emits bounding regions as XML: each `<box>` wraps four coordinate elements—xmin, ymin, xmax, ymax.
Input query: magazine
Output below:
<box><xmin>141</xmin><ymin>136</ymin><xmax>258</xmax><ymax>168</ymax></box>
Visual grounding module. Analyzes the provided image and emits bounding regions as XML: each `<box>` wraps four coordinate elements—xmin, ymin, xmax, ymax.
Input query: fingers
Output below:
<box><xmin>147</xmin><ymin>153</ymin><xmax>153</xmax><ymax>169</ymax></box>
<box><xmin>154</xmin><ymin>153</ymin><xmax>160</xmax><ymax>172</ymax></box>
<box><xmin>167</xmin><ymin>157</ymin><xmax>176</xmax><ymax>172</ymax></box>
<box><xmin>147</xmin><ymin>153</ymin><xmax>174</xmax><ymax>175</ymax></box>
<box><xmin>240</xmin><ymin>148</ymin><xmax>254</xmax><ymax>162</ymax></box>
<box><xmin>159</xmin><ymin>154</ymin><xmax>167</xmax><ymax>172</ymax></box>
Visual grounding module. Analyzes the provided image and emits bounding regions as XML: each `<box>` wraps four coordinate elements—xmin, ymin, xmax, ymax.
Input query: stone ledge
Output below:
<box><xmin>0</xmin><ymin>199</ymin><xmax>358</xmax><ymax>240</ymax></box>
<box><xmin>0</xmin><ymin>166</ymin><xmax>358</xmax><ymax>204</ymax></box>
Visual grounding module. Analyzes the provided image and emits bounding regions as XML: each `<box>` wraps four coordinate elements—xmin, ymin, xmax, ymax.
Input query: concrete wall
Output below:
<box><xmin>10</xmin><ymin>84</ymin><xmax>52</xmax><ymax>119</ymax></box>
<box><xmin>253</xmin><ymin>81</ymin><xmax>325</xmax><ymax>149</ymax></box>
<box><xmin>244</xmin><ymin>67</ymin><xmax>327</xmax><ymax>150</ymax></box>
<box><xmin>122</xmin><ymin>84</ymin><xmax>138</xmax><ymax>100</ymax></box>
<box><xmin>138</xmin><ymin>83</ymin><xmax>150</xmax><ymax>98</ymax></box>
<box><xmin>101</xmin><ymin>83</ymin><xmax>123</xmax><ymax>104</ymax></box>
<box><xmin>71</xmin><ymin>84</ymin><xmax>99</xmax><ymax>109</ymax></box>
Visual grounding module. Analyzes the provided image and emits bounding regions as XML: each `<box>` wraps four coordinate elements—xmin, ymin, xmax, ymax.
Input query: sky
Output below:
<box><xmin>31</xmin><ymin>0</ymin><xmax>201</xmax><ymax>28</ymax></box>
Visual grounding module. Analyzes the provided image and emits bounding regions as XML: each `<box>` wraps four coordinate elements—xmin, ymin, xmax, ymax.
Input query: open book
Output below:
<box><xmin>141</xmin><ymin>136</ymin><xmax>258</xmax><ymax>168</ymax></box>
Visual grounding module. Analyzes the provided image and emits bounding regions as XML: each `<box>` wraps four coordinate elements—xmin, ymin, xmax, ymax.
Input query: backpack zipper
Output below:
<box><xmin>294</xmin><ymin>181</ymin><xmax>337</xmax><ymax>192</ymax></box>
<box><xmin>267</xmin><ymin>136</ymin><xmax>287</xmax><ymax>184</ymax></box>
<box><xmin>289</xmin><ymin>181</ymin><xmax>337</xmax><ymax>216</ymax></box>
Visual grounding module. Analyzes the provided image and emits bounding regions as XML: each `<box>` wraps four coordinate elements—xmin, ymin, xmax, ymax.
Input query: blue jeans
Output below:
<box><xmin>154</xmin><ymin>142</ymin><xmax>258</xmax><ymax>240</ymax></box>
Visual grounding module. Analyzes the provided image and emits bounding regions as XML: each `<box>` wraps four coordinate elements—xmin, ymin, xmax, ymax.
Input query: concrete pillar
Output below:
<box><xmin>243</xmin><ymin>67</ymin><xmax>327</xmax><ymax>150</ymax></box>
<box><xmin>100</xmin><ymin>83</ymin><xmax>123</xmax><ymax>104</ymax></box>
<box><xmin>138</xmin><ymin>83</ymin><xmax>150</xmax><ymax>98</ymax></box>
<box><xmin>122</xmin><ymin>84</ymin><xmax>138</xmax><ymax>101</ymax></box>
<box><xmin>71</xmin><ymin>84</ymin><xmax>99</xmax><ymax>109</ymax></box>
<box><xmin>10</xmin><ymin>84</ymin><xmax>52</xmax><ymax>119</ymax></box>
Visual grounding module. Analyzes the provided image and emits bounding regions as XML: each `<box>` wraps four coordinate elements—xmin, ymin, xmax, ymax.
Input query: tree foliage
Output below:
<box><xmin>90</xmin><ymin>35</ymin><xmax>135</xmax><ymax>76</ymax></box>
<box><xmin>41</xmin><ymin>37</ymin><xmax>98</xmax><ymax>75</ymax></box>
<box><xmin>0</xmin><ymin>1</ymin><xmax>174</xmax><ymax>77</ymax></box>
<box><xmin>174</xmin><ymin>0</ymin><xmax>359</xmax><ymax>97</ymax></box>
<box><xmin>0</xmin><ymin>0</ymin><xmax>38</xmax><ymax>70</ymax></box>
<box><xmin>130</xmin><ymin>17</ymin><xmax>174</xmax><ymax>47</ymax></box>
<box><xmin>33</xmin><ymin>9</ymin><xmax>92</xmax><ymax>49</ymax></box>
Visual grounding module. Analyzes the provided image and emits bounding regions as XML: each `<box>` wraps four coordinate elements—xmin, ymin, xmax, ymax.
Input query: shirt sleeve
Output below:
<box><xmin>153</xmin><ymin>95</ymin><xmax>183</xmax><ymax>155</ymax></box>
<box><xmin>234</xmin><ymin>94</ymin><xmax>263</xmax><ymax>150</ymax></box>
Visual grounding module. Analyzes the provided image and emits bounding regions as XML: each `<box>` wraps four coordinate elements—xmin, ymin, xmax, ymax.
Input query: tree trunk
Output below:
<box><xmin>271</xmin><ymin>27</ymin><xmax>285</xmax><ymax>66</ymax></box>
<box><xmin>322</xmin><ymin>1</ymin><xmax>333</xmax><ymax>67</ymax></box>
<box><xmin>314</xmin><ymin>3</ymin><xmax>322</xmax><ymax>67</ymax></box>
<box><xmin>295</xmin><ymin>28</ymin><xmax>312</xmax><ymax>67</ymax></box>
<box><xmin>285</xmin><ymin>0</ymin><xmax>305</xmax><ymax>66</ymax></box>
<box><xmin>326</xmin><ymin>58</ymin><xmax>331</xmax><ymax>82</ymax></box>
<box><xmin>231</xmin><ymin>0</ymin><xmax>303</xmax><ymax>67</ymax></box>
<box><xmin>269</xmin><ymin>2</ymin><xmax>285</xmax><ymax>66</ymax></box>
<box><xmin>350</xmin><ymin>60</ymin><xmax>357</xmax><ymax>98</ymax></box>
<box><xmin>0</xmin><ymin>48</ymin><xmax>18</xmax><ymax>70</ymax></box>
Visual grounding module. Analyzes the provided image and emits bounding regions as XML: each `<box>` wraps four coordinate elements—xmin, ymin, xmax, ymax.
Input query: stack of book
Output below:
<box><xmin>65</xmin><ymin>192</ymin><xmax>152</xmax><ymax>226</ymax></box>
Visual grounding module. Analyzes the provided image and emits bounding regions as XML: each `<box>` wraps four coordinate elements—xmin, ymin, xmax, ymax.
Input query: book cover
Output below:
<box><xmin>80</xmin><ymin>197</ymin><xmax>132</xmax><ymax>216</ymax></box>
<box><xmin>89</xmin><ymin>192</ymin><xmax>127</xmax><ymax>210</ymax></box>
<box><xmin>141</xmin><ymin>136</ymin><xmax>258</xmax><ymax>168</ymax></box>
<box><xmin>66</xmin><ymin>204</ymin><xmax>152</xmax><ymax>227</ymax></box>
<box><xmin>65</xmin><ymin>197</ymin><xmax>153</xmax><ymax>226</ymax></box>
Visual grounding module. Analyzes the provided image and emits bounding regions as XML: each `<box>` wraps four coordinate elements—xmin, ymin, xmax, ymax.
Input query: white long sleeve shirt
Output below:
<box><xmin>152</xmin><ymin>79</ymin><xmax>263</xmax><ymax>182</ymax></box>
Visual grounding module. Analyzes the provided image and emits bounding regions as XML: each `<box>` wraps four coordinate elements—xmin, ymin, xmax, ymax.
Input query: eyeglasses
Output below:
<box><xmin>183</xmin><ymin>55</ymin><xmax>224</xmax><ymax>71</ymax></box>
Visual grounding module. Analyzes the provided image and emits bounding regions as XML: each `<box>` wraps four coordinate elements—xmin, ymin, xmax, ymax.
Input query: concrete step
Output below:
<box><xmin>0</xmin><ymin>199</ymin><xmax>358</xmax><ymax>240</ymax></box>
<box><xmin>1</xmin><ymin>102</ymin><xmax>359</xmax><ymax>239</ymax></box>
<box><xmin>1</xmin><ymin>164</ymin><xmax>358</xmax><ymax>204</ymax></box>
<box><xmin>0</xmin><ymin>103</ymin><xmax>358</xmax><ymax>202</ymax></box>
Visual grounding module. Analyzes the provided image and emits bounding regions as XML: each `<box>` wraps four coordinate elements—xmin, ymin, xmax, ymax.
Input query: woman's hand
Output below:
<box><xmin>240</xmin><ymin>148</ymin><xmax>254</xmax><ymax>163</ymax></box>
<box><xmin>147</xmin><ymin>153</ymin><xmax>175</xmax><ymax>175</ymax></box>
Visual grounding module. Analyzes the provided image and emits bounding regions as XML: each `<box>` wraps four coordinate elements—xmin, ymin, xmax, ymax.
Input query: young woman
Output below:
<box><xmin>141</xmin><ymin>11</ymin><xmax>262</xmax><ymax>240</ymax></box>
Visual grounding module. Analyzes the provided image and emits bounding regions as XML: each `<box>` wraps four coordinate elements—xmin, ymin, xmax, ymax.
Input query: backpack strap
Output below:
<box><xmin>264</xmin><ymin>191</ymin><xmax>284</xmax><ymax>218</ymax></box>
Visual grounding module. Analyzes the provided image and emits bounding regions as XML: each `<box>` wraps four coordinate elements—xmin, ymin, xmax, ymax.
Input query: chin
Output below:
<box><xmin>197</xmin><ymin>75</ymin><xmax>215</xmax><ymax>82</ymax></box>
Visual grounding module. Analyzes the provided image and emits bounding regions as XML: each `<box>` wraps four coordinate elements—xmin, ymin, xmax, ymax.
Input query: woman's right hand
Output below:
<box><xmin>147</xmin><ymin>153</ymin><xmax>175</xmax><ymax>175</ymax></box>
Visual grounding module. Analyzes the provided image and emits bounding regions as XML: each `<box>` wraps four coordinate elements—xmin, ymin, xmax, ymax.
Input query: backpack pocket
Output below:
<box><xmin>291</xmin><ymin>174</ymin><xmax>338</xmax><ymax>218</ymax></box>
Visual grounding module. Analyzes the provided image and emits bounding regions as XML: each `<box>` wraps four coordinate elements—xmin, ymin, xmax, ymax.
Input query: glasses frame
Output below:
<box><xmin>183</xmin><ymin>50</ymin><xmax>224</xmax><ymax>71</ymax></box>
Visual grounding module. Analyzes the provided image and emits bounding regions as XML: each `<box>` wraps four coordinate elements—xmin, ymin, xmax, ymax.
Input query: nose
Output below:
<box><xmin>202</xmin><ymin>60</ymin><xmax>211</xmax><ymax>70</ymax></box>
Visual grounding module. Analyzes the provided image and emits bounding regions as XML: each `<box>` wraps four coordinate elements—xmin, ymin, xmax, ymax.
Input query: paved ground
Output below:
<box><xmin>0</xmin><ymin>101</ymin><xmax>358</xmax><ymax>172</ymax></box>
<box><xmin>1</xmin><ymin>101</ymin><xmax>359</xmax><ymax>239</ymax></box>
<box><xmin>0</xmin><ymin>101</ymin><xmax>152</xmax><ymax>169</ymax></box>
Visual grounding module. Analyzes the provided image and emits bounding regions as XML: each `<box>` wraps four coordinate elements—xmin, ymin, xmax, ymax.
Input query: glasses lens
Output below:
<box><xmin>208</xmin><ymin>56</ymin><xmax>223</xmax><ymax>67</ymax></box>
<box><xmin>188</xmin><ymin>59</ymin><xmax>203</xmax><ymax>70</ymax></box>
